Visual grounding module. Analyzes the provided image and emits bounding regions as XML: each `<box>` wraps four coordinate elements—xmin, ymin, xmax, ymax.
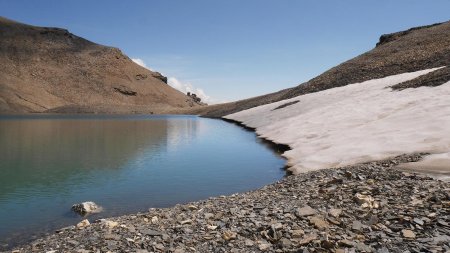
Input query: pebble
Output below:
<box><xmin>309</xmin><ymin>216</ymin><xmax>329</xmax><ymax>230</ymax></box>
<box><xmin>299</xmin><ymin>234</ymin><xmax>318</xmax><ymax>246</ymax></box>
<box><xmin>291</xmin><ymin>229</ymin><xmax>305</xmax><ymax>238</ymax></box>
<box><xmin>413</xmin><ymin>218</ymin><xmax>424</xmax><ymax>226</ymax></box>
<box><xmin>222</xmin><ymin>231</ymin><xmax>237</xmax><ymax>241</ymax></box>
<box><xmin>329</xmin><ymin>208</ymin><xmax>342</xmax><ymax>218</ymax></box>
<box><xmin>352</xmin><ymin>220</ymin><xmax>363</xmax><ymax>231</ymax></box>
<box><xmin>140</xmin><ymin>229</ymin><xmax>162</xmax><ymax>236</ymax></box>
<box><xmin>76</xmin><ymin>219</ymin><xmax>90</xmax><ymax>228</ymax></box>
<box><xmin>402</xmin><ymin>229</ymin><xmax>416</xmax><ymax>239</ymax></box>
<box><xmin>244</xmin><ymin>239</ymin><xmax>254</xmax><ymax>246</ymax></box>
<box><xmin>154</xmin><ymin>243</ymin><xmax>165</xmax><ymax>250</ymax></box>
<box><xmin>355</xmin><ymin>193</ymin><xmax>375</xmax><ymax>208</ymax></box>
<box><xmin>257</xmin><ymin>241</ymin><xmax>271</xmax><ymax>251</ymax></box>
<box><xmin>180</xmin><ymin>219</ymin><xmax>192</xmax><ymax>225</ymax></box>
<box><xmin>102</xmin><ymin>220</ymin><xmax>118</xmax><ymax>229</ymax></box>
<box><xmin>296</xmin><ymin>205</ymin><xmax>317</xmax><ymax>217</ymax></box>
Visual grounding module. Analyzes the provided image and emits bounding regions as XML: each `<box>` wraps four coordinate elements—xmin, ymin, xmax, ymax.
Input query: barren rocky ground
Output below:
<box><xmin>9</xmin><ymin>154</ymin><xmax>449</xmax><ymax>253</ymax></box>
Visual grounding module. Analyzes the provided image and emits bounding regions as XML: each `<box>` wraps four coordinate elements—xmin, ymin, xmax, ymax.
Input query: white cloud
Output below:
<box><xmin>168</xmin><ymin>77</ymin><xmax>218</xmax><ymax>104</ymax></box>
<box><xmin>132</xmin><ymin>58</ymin><xmax>219</xmax><ymax>105</ymax></box>
<box><xmin>132</xmin><ymin>58</ymin><xmax>152</xmax><ymax>70</ymax></box>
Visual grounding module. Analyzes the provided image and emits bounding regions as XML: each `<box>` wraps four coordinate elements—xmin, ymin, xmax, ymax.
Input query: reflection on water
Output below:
<box><xmin>0</xmin><ymin>115</ymin><xmax>285</xmax><ymax>249</ymax></box>
<box><xmin>1</xmin><ymin>118</ymin><xmax>168</xmax><ymax>196</ymax></box>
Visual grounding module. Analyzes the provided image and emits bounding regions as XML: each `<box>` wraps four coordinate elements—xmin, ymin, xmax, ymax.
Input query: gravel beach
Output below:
<box><xmin>10</xmin><ymin>153</ymin><xmax>449</xmax><ymax>253</ymax></box>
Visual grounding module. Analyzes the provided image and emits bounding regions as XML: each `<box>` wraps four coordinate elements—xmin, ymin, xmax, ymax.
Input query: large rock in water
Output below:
<box><xmin>71</xmin><ymin>201</ymin><xmax>102</xmax><ymax>215</ymax></box>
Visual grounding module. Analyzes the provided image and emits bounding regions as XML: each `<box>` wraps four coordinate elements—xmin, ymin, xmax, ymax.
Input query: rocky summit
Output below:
<box><xmin>0</xmin><ymin>17</ymin><xmax>204</xmax><ymax>114</ymax></box>
<box><xmin>11</xmin><ymin>154</ymin><xmax>449</xmax><ymax>252</ymax></box>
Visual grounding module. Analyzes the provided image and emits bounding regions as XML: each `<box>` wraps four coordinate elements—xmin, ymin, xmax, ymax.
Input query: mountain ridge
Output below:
<box><xmin>0</xmin><ymin>16</ymin><xmax>202</xmax><ymax>114</ymax></box>
<box><xmin>187</xmin><ymin>20</ymin><xmax>450</xmax><ymax>118</ymax></box>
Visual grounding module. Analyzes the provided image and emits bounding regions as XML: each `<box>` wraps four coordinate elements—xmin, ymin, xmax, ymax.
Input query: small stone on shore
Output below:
<box><xmin>76</xmin><ymin>219</ymin><xmax>90</xmax><ymax>228</ymax></box>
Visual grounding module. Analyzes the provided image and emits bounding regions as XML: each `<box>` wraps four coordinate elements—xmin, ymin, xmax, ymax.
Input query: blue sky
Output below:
<box><xmin>1</xmin><ymin>0</ymin><xmax>449</xmax><ymax>103</ymax></box>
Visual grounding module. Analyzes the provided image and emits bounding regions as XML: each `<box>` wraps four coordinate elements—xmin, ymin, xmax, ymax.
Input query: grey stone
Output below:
<box><xmin>71</xmin><ymin>201</ymin><xmax>102</xmax><ymax>215</ymax></box>
<box><xmin>413</xmin><ymin>218</ymin><xmax>424</xmax><ymax>226</ymax></box>
<box><xmin>296</xmin><ymin>205</ymin><xmax>317</xmax><ymax>217</ymax></box>
<box><xmin>352</xmin><ymin>220</ymin><xmax>363</xmax><ymax>231</ymax></box>
<box><xmin>141</xmin><ymin>229</ymin><xmax>162</xmax><ymax>236</ymax></box>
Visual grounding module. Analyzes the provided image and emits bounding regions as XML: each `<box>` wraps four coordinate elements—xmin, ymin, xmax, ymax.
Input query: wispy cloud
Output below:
<box><xmin>132</xmin><ymin>58</ymin><xmax>152</xmax><ymax>70</ymax></box>
<box><xmin>168</xmin><ymin>77</ymin><xmax>216</xmax><ymax>104</ymax></box>
<box><xmin>132</xmin><ymin>58</ymin><xmax>219</xmax><ymax>104</ymax></box>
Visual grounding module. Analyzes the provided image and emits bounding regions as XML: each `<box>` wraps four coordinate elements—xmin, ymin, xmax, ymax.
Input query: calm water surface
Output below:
<box><xmin>0</xmin><ymin>115</ymin><xmax>285</xmax><ymax>248</ymax></box>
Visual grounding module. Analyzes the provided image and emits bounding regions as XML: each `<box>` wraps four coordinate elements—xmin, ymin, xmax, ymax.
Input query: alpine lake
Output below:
<box><xmin>0</xmin><ymin>114</ymin><xmax>286</xmax><ymax>249</ymax></box>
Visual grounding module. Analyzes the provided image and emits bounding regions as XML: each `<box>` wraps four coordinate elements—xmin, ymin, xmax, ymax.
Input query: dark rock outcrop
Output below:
<box><xmin>391</xmin><ymin>66</ymin><xmax>450</xmax><ymax>90</ymax></box>
<box><xmin>151</xmin><ymin>72</ymin><xmax>168</xmax><ymax>84</ymax></box>
<box><xmin>376</xmin><ymin>22</ymin><xmax>443</xmax><ymax>47</ymax></box>
<box><xmin>187</xmin><ymin>92</ymin><xmax>201</xmax><ymax>103</ymax></box>
<box><xmin>185</xmin><ymin>92</ymin><xmax>207</xmax><ymax>107</ymax></box>
<box><xmin>272</xmin><ymin>100</ymin><xmax>300</xmax><ymax>111</ymax></box>
<box><xmin>135</xmin><ymin>74</ymin><xmax>148</xmax><ymax>80</ymax></box>
<box><xmin>114</xmin><ymin>86</ymin><xmax>137</xmax><ymax>96</ymax></box>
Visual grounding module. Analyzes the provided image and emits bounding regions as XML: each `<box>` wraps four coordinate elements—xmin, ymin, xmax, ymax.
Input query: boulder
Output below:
<box><xmin>71</xmin><ymin>201</ymin><xmax>102</xmax><ymax>215</ymax></box>
<box><xmin>151</xmin><ymin>72</ymin><xmax>168</xmax><ymax>83</ymax></box>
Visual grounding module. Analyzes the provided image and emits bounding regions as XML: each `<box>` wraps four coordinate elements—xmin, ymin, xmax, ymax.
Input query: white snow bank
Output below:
<box><xmin>396</xmin><ymin>152</ymin><xmax>450</xmax><ymax>181</ymax></box>
<box><xmin>225</xmin><ymin>67</ymin><xmax>450</xmax><ymax>174</ymax></box>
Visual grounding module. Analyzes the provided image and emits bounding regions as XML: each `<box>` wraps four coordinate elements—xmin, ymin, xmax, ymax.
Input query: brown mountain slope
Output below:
<box><xmin>0</xmin><ymin>17</ymin><xmax>201</xmax><ymax>114</ymax></box>
<box><xmin>192</xmin><ymin>21</ymin><xmax>450</xmax><ymax>118</ymax></box>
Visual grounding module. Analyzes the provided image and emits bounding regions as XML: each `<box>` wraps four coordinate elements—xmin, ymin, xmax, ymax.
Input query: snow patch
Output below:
<box><xmin>396</xmin><ymin>152</ymin><xmax>450</xmax><ymax>181</ymax></box>
<box><xmin>225</xmin><ymin>67</ymin><xmax>450</xmax><ymax>174</ymax></box>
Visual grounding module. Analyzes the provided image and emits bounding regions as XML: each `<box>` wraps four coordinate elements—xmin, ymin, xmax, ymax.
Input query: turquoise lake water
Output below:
<box><xmin>0</xmin><ymin>115</ymin><xmax>286</xmax><ymax>249</ymax></box>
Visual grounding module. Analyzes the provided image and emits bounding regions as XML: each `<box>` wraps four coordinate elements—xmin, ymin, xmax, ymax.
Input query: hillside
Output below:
<box><xmin>226</xmin><ymin>68</ymin><xmax>450</xmax><ymax>175</ymax></box>
<box><xmin>192</xmin><ymin>21</ymin><xmax>450</xmax><ymax>117</ymax></box>
<box><xmin>0</xmin><ymin>17</ymin><xmax>202</xmax><ymax>114</ymax></box>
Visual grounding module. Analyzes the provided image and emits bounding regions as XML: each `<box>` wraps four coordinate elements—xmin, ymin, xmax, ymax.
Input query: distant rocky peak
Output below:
<box><xmin>376</xmin><ymin>22</ymin><xmax>444</xmax><ymax>47</ymax></box>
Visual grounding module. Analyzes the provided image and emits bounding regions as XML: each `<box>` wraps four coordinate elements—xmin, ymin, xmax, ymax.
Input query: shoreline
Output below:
<box><xmin>0</xmin><ymin>114</ymin><xmax>289</xmax><ymax>251</ymax></box>
<box><xmin>9</xmin><ymin>153</ymin><xmax>450</xmax><ymax>253</ymax></box>
<box><xmin>220</xmin><ymin>118</ymin><xmax>292</xmax><ymax>160</ymax></box>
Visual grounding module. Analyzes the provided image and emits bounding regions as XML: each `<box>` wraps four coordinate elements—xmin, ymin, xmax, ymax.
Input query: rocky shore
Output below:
<box><xmin>9</xmin><ymin>154</ymin><xmax>449</xmax><ymax>253</ymax></box>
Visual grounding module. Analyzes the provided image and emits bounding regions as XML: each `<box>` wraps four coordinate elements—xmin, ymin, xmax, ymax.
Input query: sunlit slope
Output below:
<box><xmin>0</xmin><ymin>17</ymin><xmax>202</xmax><ymax>114</ymax></box>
